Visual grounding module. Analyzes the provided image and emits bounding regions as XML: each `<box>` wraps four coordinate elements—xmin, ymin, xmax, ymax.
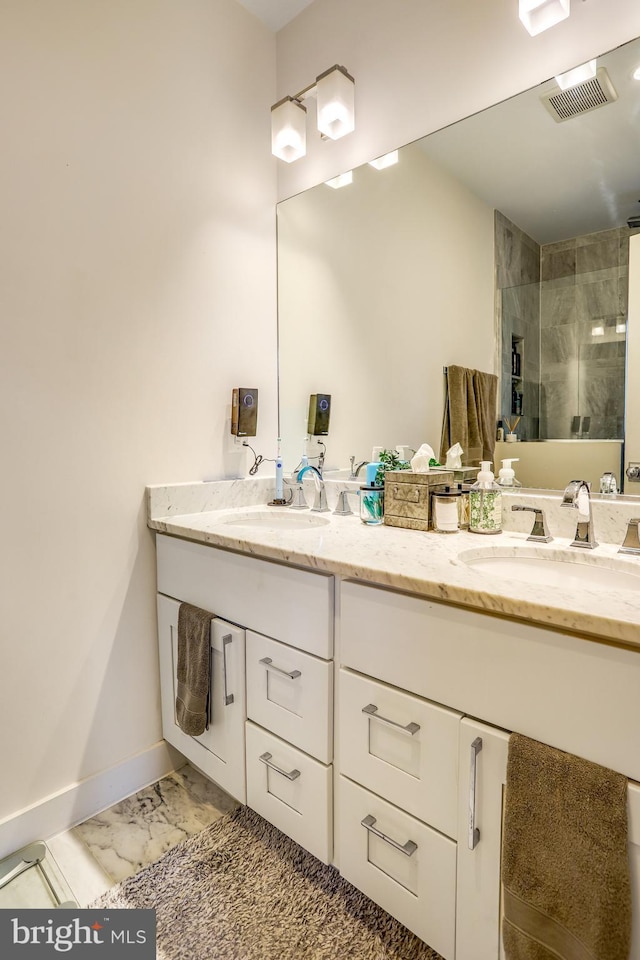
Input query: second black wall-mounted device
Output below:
<box><xmin>231</xmin><ymin>387</ymin><xmax>258</xmax><ymax>437</ymax></box>
<box><xmin>307</xmin><ymin>393</ymin><xmax>331</xmax><ymax>436</ymax></box>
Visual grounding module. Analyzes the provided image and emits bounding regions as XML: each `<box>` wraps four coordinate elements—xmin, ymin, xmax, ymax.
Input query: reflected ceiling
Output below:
<box><xmin>419</xmin><ymin>38</ymin><xmax>640</xmax><ymax>244</ymax></box>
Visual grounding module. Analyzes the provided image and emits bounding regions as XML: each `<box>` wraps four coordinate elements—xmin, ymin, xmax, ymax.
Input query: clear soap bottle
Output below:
<box><xmin>496</xmin><ymin>458</ymin><xmax>522</xmax><ymax>488</ymax></box>
<box><xmin>469</xmin><ymin>461</ymin><xmax>503</xmax><ymax>534</ymax></box>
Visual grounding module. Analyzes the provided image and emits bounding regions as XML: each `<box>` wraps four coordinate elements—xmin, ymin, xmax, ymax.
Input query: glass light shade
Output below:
<box><xmin>368</xmin><ymin>150</ymin><xmax>399</xmax><ymax>170</ymax></box>
<box><xmin>591</xmin><ymin>325</ymin><xmax>605</xmax><ymax>337</ymax></box>
<box><xmin>555</xmin><ymin>59</ymin><xmax>596</xmax><ymax>90</ymax></box>
<box><xmin>519</xmin><ymin>0</ymin><xmax>570</xmax><ymax>36</ymax></box>
<box><xmin>324</xmin><ymin>171</ymin><xmax>353</xmax><ymax>189</ymax></box>
<box><xmin>616</xmin><ymin>322</ymin><xmax>627</xmax><ymax>334</ymax></box>
<box><xmin>316</xmin><ymin>66</ymin><xmax>355</xmax><ymax>141</ymax></box>
<box><xmin>271</xmin><ymin>97</ymin><xmax>307</xmax><ymax>163</ymax></box>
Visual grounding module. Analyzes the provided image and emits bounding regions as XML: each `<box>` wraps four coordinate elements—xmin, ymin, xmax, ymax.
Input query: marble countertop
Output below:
<box><xmin>147</xmin><ymin>479</ymin><xmax>640</xmax><ymax>649</ymax></box>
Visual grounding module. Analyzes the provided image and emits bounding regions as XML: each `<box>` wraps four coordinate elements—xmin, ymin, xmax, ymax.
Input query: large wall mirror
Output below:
<box><xmin>277</xmin><ymin>36</ymin><xmax>640</xmax><ymax>492</ymax></box>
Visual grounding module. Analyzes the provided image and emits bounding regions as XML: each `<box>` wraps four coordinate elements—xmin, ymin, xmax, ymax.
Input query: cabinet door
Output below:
<box><xmin>157</xmin><ymin>594</ymin><xmax>246</xmax><ymax>803</ymax></box>
<box><xmin>456</xmin><ymin>718</ymin><xmax>509</xmax><ymax>960</ymax></box>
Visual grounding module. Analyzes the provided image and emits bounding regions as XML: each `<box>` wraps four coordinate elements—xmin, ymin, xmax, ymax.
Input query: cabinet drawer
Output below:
<box><xmin>339</xmin><ymin>669</ymin><xmax>460</xmax><ymax>839</ymax></box>
<box><xmin>157</xmin><ymin>534</ymin><xmax>333</xmax><ymax>658</ymax></box>
<box><xmin>246</xmin><ymin>632</ymin><xmax>333</xmax><ymax>764</ymax></box>
<box><xmin>338</xmin><ymin>776</ymin><xmax>456</xmax><ymax>960</ymax></box>
<box><xmin>246</xmin><ymin>722</ymin><xmax>332</xmax><ymax>864</ymax></box>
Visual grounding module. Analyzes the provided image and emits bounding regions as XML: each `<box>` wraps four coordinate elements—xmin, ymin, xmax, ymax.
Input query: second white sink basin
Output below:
<box><xmin>459</xmin><ymin>547</ymin><xmax>640</xmax><ymax>592</ymax></box>
<box><xmin>220</xmin><ymin>510</ymin><xmax>330</xmax><ymax>531</ymax></box>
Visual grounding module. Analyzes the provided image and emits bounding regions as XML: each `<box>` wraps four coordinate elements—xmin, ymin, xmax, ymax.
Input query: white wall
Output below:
<box><xmin>0</xmin><ymin>0</ymin><xmax>276</xmax><ymax>839</ymax></box>
<box><xmin>278</xmin><ymin>141</ymin><xmax>495</xmax><ymax>470</ymax></box>
<box><xmin>276</xmin><ymin>0</ymin><xmax>640</xmax><ymax>200</ymax></box>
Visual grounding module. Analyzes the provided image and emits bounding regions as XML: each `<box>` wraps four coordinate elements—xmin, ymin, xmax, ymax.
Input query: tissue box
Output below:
<box><xmin>383</xmin><ymin>470</ymin><xmax>454</xmax><ymax>531</ymax></box>
<box><xmin>431</xmin><ymin>465</ymin><xmax>479</xmax><ymax>483</ymax></box>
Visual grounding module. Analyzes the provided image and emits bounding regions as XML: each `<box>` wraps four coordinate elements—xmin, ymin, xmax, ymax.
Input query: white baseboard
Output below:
<box><xmin>0</xmin><ymin>740</ymin><xmax>182</xmax><ymax>860</ymax></box>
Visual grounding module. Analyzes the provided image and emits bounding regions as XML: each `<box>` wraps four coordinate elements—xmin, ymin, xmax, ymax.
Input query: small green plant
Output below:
<box><xmin>374</xmin><ymin>449</ymin><xmax>411</xmax><ymax>486</ymax></box>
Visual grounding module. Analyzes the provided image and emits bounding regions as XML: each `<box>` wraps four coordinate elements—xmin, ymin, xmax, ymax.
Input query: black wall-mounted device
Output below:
<box><xmin>231</xmin><ymin>387</ymin><xmax>258</xmax><ymax>437</ymax></box>
<box><xmin>307</xmin><ymin>393</ymin><xmax>331</xmax><ymax>436</ymax></box>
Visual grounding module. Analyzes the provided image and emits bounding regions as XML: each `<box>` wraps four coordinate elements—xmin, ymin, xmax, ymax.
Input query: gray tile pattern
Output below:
<box><xmin>497</xmin><ymin>217</ymin><xmax>629</xmax><ymax>442</ymax></box>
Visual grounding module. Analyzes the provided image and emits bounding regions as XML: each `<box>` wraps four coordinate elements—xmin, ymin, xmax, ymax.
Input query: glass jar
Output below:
<box><xmin>360</xmin><ymin>485</ymin><xmax>384</xmax><ymax>525</ymax></box>
<box><xmin>457</xmin><ymin>483</ymin><xmax>471</xmax><ymax>529</ymax></box>
<box><xmin>432</xmin><ymin>489</ymin><xmax>460</xmax><ymax>533</ymax></box>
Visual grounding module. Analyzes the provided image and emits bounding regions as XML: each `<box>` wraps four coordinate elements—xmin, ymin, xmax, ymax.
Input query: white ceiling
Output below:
<box><xmin>235</xmin><ymin>0</ymin><xmax>316</xmax><ymax>32</ymax></box>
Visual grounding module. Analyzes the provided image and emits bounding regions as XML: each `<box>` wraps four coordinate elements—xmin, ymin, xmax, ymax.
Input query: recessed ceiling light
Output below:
<box><xmin>368</xmin><ymin>151</ymin><xmax>399</xmax><ymax>170</ymax></box>
<box><xmin>519</xmin><ymin>0</ymin><xmax>570</xmax><ymax>37</ymax></box>
<box><xmin>555</xmin><ymin>59</ymin><xmax>597</xmax><ymax>90</ymax></box>
<box><xmin>324</xmin><ymin>171</ymin><xmax>353</xmax><ymax>189</ymax></box>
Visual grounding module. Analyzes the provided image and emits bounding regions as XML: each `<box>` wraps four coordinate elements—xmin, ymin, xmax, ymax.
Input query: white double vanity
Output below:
<box><xmin>148</xmin><ymin>478</ymin><xmax>640</xmax><ymax>960</ymax></box>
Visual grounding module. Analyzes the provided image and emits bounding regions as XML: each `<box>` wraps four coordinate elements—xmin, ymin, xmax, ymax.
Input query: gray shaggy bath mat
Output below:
<box><xmin>91</xmin><ymin>805</ymin><xmax>443</xmax><ymax>959</ymax></box>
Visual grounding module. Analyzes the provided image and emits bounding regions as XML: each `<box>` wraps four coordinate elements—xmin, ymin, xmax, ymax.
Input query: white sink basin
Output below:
<box><xmin>459</xmin><ymin>547</ymin><xmax>640</xmax><ymax>592</ymax></box>
<box><xmin>220</xmin><ymin>511</ymin><xmax>330</xmax><ymax>531</ymax></box>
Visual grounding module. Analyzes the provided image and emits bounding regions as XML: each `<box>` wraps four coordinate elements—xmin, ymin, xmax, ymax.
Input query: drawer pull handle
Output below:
<box><xmin>468</xmin><ymin>736</ymin><xmax>482</xmax><ymax>850</ymax></box>
<box><xmin>259</xmin><ymin>656</ymin><xmax>301</xmax><ymax>680</ymax></box>
<box><xmin>259</xmin><ymin>752</ymin><xmax>300</xmax><ymax>781</ymax></box>
<box><xmin>362</xmin><ymin>703</ymin><xmax>420</xmax><ymax>736</ymax></box>
<box><xmin>361</xmin><ymin>815</ymin><xmax>417</xmax><ymax>857</ymax></box>
<box><xmin>222</xmin><ymin>634</ymin><xmax>234</xmax><ymax>706</ymax></box>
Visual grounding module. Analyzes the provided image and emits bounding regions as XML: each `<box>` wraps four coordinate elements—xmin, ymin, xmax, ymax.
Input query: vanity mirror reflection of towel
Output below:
<box><xmin>440</xmin><ymin>365</ymin><xmax>497</xmax><ymax>466</ymax></box>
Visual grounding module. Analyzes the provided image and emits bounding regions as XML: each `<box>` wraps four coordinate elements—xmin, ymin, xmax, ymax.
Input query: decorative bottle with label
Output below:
<box><xmin>469</xmin><ymin>462</ymin><xmax>503</xmax><ymax>534</ymax></box>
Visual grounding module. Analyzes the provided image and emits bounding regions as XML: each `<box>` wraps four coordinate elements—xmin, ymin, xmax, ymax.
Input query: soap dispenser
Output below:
<box><xmin>469</xmin><ymin>461</ymin><xmax>503</xmax><ymax>534</ymax></box>
<box><xmin>497</xmin><ymin>458</ymin><xmax>522</xmax><ymax>488</ymax></box>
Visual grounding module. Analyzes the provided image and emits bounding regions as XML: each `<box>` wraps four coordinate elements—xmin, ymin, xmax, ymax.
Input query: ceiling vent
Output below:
<box><xmin>541</xmin><ymin>68</ymin><xmax>618</xmax><ymax>122</ymax></box>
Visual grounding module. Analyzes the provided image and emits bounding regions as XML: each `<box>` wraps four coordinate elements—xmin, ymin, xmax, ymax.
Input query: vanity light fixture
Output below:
<box><xmin>271</xmin><ymin>65</ymin><xmax>355</xmax><ymax>163</ymax></box>
<box><xmin>591</xmin><ymin>325</ymin><xmax>605</xmax><ymax>337</ymax></box>
<box><xmin>519</xmin><ymin>0</ymin><xmax>570</xmax><ymax>36</ymax></box>
<box><xmin>324</xmin><ymin>171</ymin><xmax>353</xmax><ymax>189</ymax></box>
<box><xmin>616</xmin><ymin>321</ymin><xmax>627</xmax><ymax>334</ymax></box>
<box><xmin>368</xmin><ymin>150</ymin><xmax>399</xmax><ymax>170</ymax></box>
<box><xmin>555</xmin><ymin>59</ymin><xmax>597</xmax><ymax>90</ymax></box>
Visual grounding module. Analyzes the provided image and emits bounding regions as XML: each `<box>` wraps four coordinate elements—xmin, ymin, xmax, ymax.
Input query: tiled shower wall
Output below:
<box><xmin>540</xmin><ymin>228</ymin><xmax>629</xmax><ymax>440</ymax></box>
<box><xmin>496</xmin><ymin>214</ymin><xmax>632</xmax><ymax>441</ymax></box>
<box><xmin>495</xmin><ymin>211</ymin><xmax>541</xmax><ymax>441</ymax></box>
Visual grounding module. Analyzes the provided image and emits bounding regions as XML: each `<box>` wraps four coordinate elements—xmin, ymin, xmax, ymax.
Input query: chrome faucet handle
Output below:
<box><xmin>333</xmin><ymin>489</ymin><xmax>359</xmax><ymax>516</ymax></box>
<box><xmin>511</xmin><ymin>505</ymin><xmax>552</xmax><ymax>543</ymax></box>
<box><xmin>619</xmin><ymin>518</ymin><xmax>640</xmax><ymax>556</ymax></box>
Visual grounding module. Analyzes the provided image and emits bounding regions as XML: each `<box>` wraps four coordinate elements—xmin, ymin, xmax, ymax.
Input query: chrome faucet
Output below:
<box><xmin>511</xmin><ymin>505</ymin><xmax>552</xmax><ymax>543</ymax></box>
<box><xmin>296</xmin><ymin>465</ymin><xmax>329</xmax><ymax>513</ymax></box>
<box><xmin>561</xmin><ymin>480</ymin><xmax>598</xmax><ymax>549</ymax></box>
<box><xmin>349</xmin><ymin>456</ymin><xmax>368</xmax><ymax>479</ymax></box>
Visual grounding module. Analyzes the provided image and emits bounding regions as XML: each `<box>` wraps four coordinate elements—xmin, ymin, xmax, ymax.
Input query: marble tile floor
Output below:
<box><xmin>3</xmin><ymin>764</ymin><xmax>238</xmax><ymax>909</ymax></box>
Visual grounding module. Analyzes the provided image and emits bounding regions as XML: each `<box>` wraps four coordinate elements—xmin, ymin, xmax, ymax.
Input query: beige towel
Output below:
<box><xmin>175</xmin><ymin>602</ymin><xmax>212</xmax><ymax>737</ymax></box>
<box><xmin>439</xmin><ymin>365</ymin><xmax>497</xmax><ymax>465</ymax></box>
<box><xmin>502</xmin><ymin>733</ymin><xmax>631</xmax><ymax>960</ymax></box>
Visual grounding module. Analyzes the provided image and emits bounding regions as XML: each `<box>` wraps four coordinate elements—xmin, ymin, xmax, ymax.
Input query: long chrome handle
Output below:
<box><xmin>468</xmin><ymin>736</ymin><xmax>482</xmax><ymax>850</ymax></box>
<box><xmin>222</xmin><ymin>634</ymin><xmax>234</xmax><ymax>706</ymax></box>
<box><xmin>362</xmin><ymin>703</ymin><xmax>420</xmax><ymax>736</ymax></box>
<box><xmin>361</xmin><ymin>815</ymin><xmax>417</xmax><ymax>857</ymax></box>
<box><xmin>259</xmin><ymin>656</ymin><xmax>301</xmax><ymax>680</ymax></box>
<box><xmin>259</xmin><ymin>752</ymin><xmax>300</xmax><ymax>781</ymax></box>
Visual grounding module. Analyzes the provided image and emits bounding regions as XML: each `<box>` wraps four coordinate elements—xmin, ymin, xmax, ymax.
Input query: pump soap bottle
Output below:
<box><xmin>496</xmin><ymin>458</ymin><xmax>522</xmax><ymax>488</ymax></box>
<box><xmin>469</xmin><ymin>462</ymin><xmax>503</xmax><ymax>534</ymax></box>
